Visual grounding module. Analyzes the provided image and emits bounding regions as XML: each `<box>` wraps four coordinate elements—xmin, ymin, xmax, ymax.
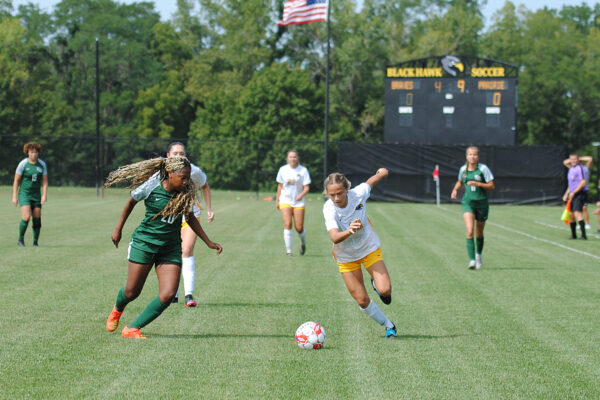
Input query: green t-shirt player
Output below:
<box><xmin>12</xmin><ymin>142</ymin><xmax>48</xmax><ymax>247</ymax></box>
<box><xmin>104</xmin><ymin>156</ymin><xmax>222</xmax><ymax>339</ymax></box>
<box><xmin>451</xmin><ymin>146</ymin><xmax>495</xmax><ymax>270</ymax></box>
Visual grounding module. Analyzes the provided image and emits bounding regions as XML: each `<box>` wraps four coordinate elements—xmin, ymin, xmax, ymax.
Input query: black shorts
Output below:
<box><xmin>571</xmin><ymin>191</ymin><xmax>588</xmax><ymax>212</ymax></box>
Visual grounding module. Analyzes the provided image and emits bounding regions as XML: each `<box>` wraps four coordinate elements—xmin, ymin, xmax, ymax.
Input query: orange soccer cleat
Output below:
<box><xmin>106</xmin><ymin>306</ymin><xmax>123</xmax><ymax>332</ymax></box>
<box><xmin>121</xmin><ymin>326</ymin><xmax>146</xmax><ymax>339</ymax></box>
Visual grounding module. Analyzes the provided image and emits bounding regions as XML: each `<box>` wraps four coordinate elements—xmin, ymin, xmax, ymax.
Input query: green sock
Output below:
<box><xmin>466</xmin><ymin>238</ymin><xmax>475</xmax><ymax>260</ymax></box>
<box><xmin>19</xmin><ymin>219</ymin><xmax>29</xmax><ymax>241</ymax></box>
<box><xmin>32</xmin><ymin>218</ymin><xmax>41</xmax><ymax>244</ymax></box>
<box><xmin>476</xmin><ymin>237</ymin><xmax>484</xmax><ymax>254</ymax></box>
<box><xmin>129</xmin><ymin>296</ymin><xmax>169</xmax><ymax>329</ymax></box>
<box><xmin>115</xmin><ymin>287</ymin><xmax>132</xmax><ymax>312</ymax></box>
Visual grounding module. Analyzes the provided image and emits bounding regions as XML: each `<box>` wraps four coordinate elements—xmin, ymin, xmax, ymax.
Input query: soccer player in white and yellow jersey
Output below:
<box><xmin>276</xmin><ymin>150</ymin><xmax>311</xmax><ymax>256</ymax></box>
<box><xmin>166</xmin><ymin>142</ymin><xmax>214</xmax><ymax>307</ymax></box>
<box><xmin>323</xmin><ymin>168</ymin><xmax>396</xmax><ymax>338</ymax></box>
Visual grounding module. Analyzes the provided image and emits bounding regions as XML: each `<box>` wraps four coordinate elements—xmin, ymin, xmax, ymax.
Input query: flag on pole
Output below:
<box><xmin>278</xmin><ymin>0</ymin><xmax>329</xmax><ymax>26</ymax></box>
<box><xmin>432</xmin><ymin>165</ymin><xmax>440</xmax><ymax>182</ymax></box>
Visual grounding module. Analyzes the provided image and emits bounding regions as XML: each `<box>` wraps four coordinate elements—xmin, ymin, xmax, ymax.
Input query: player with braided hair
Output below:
<box><xmin>104</xmin><ymin>156</ymin><xmax>222</xmax><ymax>339</ymax></box>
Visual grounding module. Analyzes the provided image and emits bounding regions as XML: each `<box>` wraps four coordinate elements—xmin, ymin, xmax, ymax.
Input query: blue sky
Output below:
<box><xmin>11</xmin><ymin>0</ymin><xmax>595</xmax><ymax>23</ymax></box>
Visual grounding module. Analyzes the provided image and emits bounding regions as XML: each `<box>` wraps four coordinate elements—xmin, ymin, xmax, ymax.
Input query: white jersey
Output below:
<box><xmin>276</xmin><ymin>164</ymin><xmax>311</xmax><ymax>207</ymax></box>
<box><xmin>187</xmin><ymin>163</ymin><xmax>207</xmax><ymax>219</ymax></box>
<box><xmin>323</xmin><ymin>183</ymin><xmax>381</xmax><ymax>263</ymax></box>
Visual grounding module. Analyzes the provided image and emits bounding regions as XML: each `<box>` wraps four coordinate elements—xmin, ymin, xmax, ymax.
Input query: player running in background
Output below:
<box><xmin>451</xmin><ymin>146</ymin><xmax>495</xmax><ymax>270</ymax></box>
<box><xmin>562</xmin><ymin>153</ymin><xmax>588</xmax><ymax>240</ymax></box>
<box><xmin>104</xmin><ymin>156</ymin><xmax>222</xmax><ymax>339</ymax></box>
<box><xmin>563</xmin><ymin>155</ymin><xmax>592</xmax><ymax>230</ymax></box>
<box><xmin>323</xmin><ymin>169</ymin><xmax>397</xmax><ymax>338</ymax></box>
<box><xmin>276</xmin><ymin>150</ymin><xmax>311</xmax><ymax>256</ymax></box>
<box><xmin>12</xmin><ymin>142</ymin><xmax>48</xmax><ymax>247</ymax></box>
<box><xmin>165</xmin><ymin>142</ymin><xmax>214</xmax><ymax>308</ymax></box>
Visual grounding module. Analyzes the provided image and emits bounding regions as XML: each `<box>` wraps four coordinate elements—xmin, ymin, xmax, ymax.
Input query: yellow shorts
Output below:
<box><xmin>336</xmin><ymin>248</ymin><xmax>383</xmax><ymax>273</ymax></box>
<box><xmin>279</xmin><ymin>204</ymin><xmax>305</xmax><ymax>210</ymax></box>
<box><xmin>181</xmin><ymin>217</ymin><xmax>201</xmax><ymax>231</ymax></box>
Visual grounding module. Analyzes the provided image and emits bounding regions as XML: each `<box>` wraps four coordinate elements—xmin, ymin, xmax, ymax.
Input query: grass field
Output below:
<box><xmin>1</xmin><ymin>186</ymin><xmax>600</xmax><ymax>399</ymax></box>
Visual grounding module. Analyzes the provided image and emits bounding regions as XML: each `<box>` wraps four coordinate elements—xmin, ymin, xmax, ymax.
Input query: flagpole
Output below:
<box><xmin>323</xmin><ymin>0</ymin><xmax>330</xmax><ymax>183</ymax></box>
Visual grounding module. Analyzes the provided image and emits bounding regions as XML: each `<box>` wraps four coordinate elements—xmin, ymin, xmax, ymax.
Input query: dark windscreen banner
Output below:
<box><xmin>338</xmin><ymin>142</ymin><xmax>567</xmax><ymax>204</ymax></box>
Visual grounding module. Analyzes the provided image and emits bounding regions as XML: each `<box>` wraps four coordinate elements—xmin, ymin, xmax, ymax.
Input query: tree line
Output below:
<box><xmin>0</xmin><ymin>0</ymin><xmax>599</xmax><ymax>189</ymax></box>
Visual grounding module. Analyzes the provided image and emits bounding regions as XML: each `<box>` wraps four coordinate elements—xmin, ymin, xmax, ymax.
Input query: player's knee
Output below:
<box><xmin>159</xmin><ymin>290</ymin><xmax>177</xmax><ymax>304</ymax></box>
<box><xmin>32</xmin><ymin>218</ymin><xmax>41</xmax><ymax>229</ymax></box>
<box><xmin>181</xmin><ymin>247</ymin><xmax>193</xmax><ymax>257</ymax></box>
<box><xmin>295</xmin><ymin>225</ymin><xmax>303</xmax><ymax>233</ymax></box>
<box><xmin>377</xmin><ymin>281</ymin><xmax>391</xmax><ymax>296</ymax></box>
<box><xmin>355</xmin><ymin>295</ymin><xmax>370</xmax><ymax>309</ymax></box>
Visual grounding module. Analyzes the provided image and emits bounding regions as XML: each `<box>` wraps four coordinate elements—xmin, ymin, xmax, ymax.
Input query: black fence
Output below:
<box><xmin>0</xmin><ymin>135</ymin><xmax>335</xmax><ymax>193</ymax></box>
<box><xmin>2</xmin><ymin>135</ymin><xmax>572</xmax><ymax>204</ymax></box>
<box><xmin>339</xmin><ymin>142</ymin><xmax>569</xmax><ymax>204</ymax></box>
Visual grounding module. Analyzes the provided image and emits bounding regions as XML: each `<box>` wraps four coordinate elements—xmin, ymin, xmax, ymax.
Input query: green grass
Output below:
<box><xmin>1</xmin><ymin>186</ymin><xmax>599</xmax><ymax>399</ymax></box>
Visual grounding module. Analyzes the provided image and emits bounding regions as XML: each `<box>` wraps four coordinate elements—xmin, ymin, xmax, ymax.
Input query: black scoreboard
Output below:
<box><xmin>384</xmin><ymin>56</ymin><xmax>518</xmax><ymax>145</ymax></box>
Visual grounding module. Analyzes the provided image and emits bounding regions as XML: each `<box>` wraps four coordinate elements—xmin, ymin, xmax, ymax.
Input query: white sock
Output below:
<box><xmin>298</xmin><ymin>230</ymin><xmax>306</xmax><ymax>245</ymax></box>
<box><xmin>360</xmin><ymin>299</ymin><xmax>394</xmax><ymax>328</ymax></box>
<box><xmin>284</xmin><ymin>229</ymin><xmax>293</xmax><ymax>253</ymax></box>
<box><xmin>182</xmin><ymin>256</ymin><xmax>195</xmax><ymax>296</ymax></box>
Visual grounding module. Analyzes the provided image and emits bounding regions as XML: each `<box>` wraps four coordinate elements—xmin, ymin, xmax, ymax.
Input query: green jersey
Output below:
<box><xmin>458</xmin><ymin>163</ymin><xmax>494</xmax><ymax>203</ymax></box>
<box><xmin>16</xmin><ymin>158</ymin><xmax>47</xmax><ymax>201</ymax></box>
<box><xmin>130</xmin><ymin>174</ymin><xmax>183</xmax><ymax>248</ymax></box>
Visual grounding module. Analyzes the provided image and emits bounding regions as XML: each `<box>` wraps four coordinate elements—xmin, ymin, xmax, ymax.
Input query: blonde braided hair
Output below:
<box><xmin>105</xmin><ymin>156</ymin><xmax>197</xmax><ymax>219</ymax></box>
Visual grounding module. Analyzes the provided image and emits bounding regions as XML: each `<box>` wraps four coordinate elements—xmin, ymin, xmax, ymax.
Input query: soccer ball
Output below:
<box><xmin>295</xmin><ymin>321</ymin><xmax>326</xmax><ymax>350</ymax></box>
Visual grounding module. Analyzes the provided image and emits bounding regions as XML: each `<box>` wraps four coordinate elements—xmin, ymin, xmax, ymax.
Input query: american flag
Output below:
<box><xmin>278</xmin><ymin>0</ymin><xmax>329</xmax><ymax>26</ymax></box>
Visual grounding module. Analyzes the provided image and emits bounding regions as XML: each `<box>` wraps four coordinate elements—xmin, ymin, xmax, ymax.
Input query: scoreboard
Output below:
<box><xmin>384</xmin><ymin>56</ymin><xmax>518</xmax><ymax>145</ymax></box>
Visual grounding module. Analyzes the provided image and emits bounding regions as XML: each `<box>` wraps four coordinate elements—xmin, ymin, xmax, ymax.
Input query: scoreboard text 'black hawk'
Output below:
<box><xmin>384</xmin><ymin>56</ymin><xmax>518</xmax><ymax>145</ymax></box>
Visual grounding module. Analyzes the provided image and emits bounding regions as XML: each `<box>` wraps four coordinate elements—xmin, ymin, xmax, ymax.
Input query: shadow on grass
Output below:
<box><xmin>150</xmin><ymin>333</ymin><xmax>290</xmax><ymax>339</ymax></box>
<box><xmin>394</xmin><ymin>333</ymin><xmax>479</xmax><ymax>341</ymax></box>
<box><xmin>196</xmin><ymin>302</ymin><xmax>295</xmax><ymax>308</ymax></box>
<box><xmin>485</xmin><ymin>267</ymin><xmax>544</xmax><ymax>271</ymax></box>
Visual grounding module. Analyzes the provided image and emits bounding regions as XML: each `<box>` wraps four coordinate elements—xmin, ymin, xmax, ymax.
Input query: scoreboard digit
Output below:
<box><xmin>384</xmin><ymin>56</ymin><xmax>518</xmax><ymax>145</ymax></box>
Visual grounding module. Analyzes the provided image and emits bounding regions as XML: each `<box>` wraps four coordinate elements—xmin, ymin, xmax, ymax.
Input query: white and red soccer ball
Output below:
<box><xmin>295</xmin><ymin>321</ymin><xmax>326</xmax><ymax>350</ymax></box>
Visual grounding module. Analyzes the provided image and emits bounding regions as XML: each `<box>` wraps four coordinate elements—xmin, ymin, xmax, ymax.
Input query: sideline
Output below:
<box><xmin>433</xmin><ymin>205</ymin><xmax>600</xmax><ymax>261</ymax></box>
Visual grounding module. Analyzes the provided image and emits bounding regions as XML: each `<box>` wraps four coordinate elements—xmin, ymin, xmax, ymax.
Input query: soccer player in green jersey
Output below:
<box><xmin>104</xmin><ymin>156</ymin><xmax>222</xmax><ymax>339</ymax></box>
<box><xmin>12</xmin><ymin>142</ymin><xmax>48</xmax><ymax>247</ymax></box>
<box><xmin>451</xmin><ymin>146</ymin><xmax>495</xmax><ymax>270</ymax></box>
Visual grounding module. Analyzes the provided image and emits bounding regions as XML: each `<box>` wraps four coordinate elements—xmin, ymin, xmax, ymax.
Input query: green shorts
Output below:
<box><xmin>127</xmin><ymin>238</ymin><xmax>182</xmax><ymax>267</ymax></box>
<box><xmin>18</xmin><ymin>193</ymin><xmax>41</xmax><ymax>208</ymax></box>
<box><xmin>462</xmin><ymin>200</ymin><xmax>489</xmax><ymax>222</ymax></box>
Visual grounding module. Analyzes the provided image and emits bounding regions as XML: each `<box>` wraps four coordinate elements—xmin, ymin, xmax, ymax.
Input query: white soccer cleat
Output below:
<box><xmin>468</xmin><ymin>260</ymin><xmax>477</xmax><ymax>269</ymax></box>
<box><xmin>475</xmin><ymin>254</ymin><xmax>482</xmax><ymax>270</ymax></box>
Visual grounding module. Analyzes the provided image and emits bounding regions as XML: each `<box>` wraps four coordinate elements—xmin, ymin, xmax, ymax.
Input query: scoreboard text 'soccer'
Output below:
<box><xmin>384</xmin><ymin>56</ymin><xmax>518</xmax><ymax>145</ymax></box>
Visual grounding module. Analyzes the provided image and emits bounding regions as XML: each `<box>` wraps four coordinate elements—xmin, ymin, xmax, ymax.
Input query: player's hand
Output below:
<box><xmin>41</xmin><ymin>195</ymin><xmax>47</xmax><ymax>204</ymax></box>
<box><xmin>12</xmin><ymin>196</ymin><xmax>18</xmax><ymax>206</ymax></box>
<box><xmin>111</xmin><ymin>229</ymin><xmax>122</xmax><ymax>248</ymax></box>
<box><xmin>348</xmin><ymin>218</ymin><xmax>363</xmax><ymax>234</ymax></box>
<box><xmin>209</xmin><ymin>241</ymin><xmax>223</xmax><ymax>255</ymax></box>
<box><xmin>276</xmin><ymin>201</ymin><xmax>280</xmax><ymax>210</ymax></box>
<box><xmin>466</xmin><ymin>180</ymin><xmax>477</xmax><ymax>187</ymax></box>
<box><xmin>568</xmin><ymin>192</ymin><xmax>574</xmax><ymax>201</ymax></box>
<box><xmin>207</xmin><ymin>209</ymin><xmax>215</xmax><ymax>223</ymax></box>
<box><xmin>295</xmin><ymin>194</ymin><xmax>304</xmax><ymax>201</ymax></box>
<box><xmin>451</xmin><ymin>189</ymin><xmax>457</xmax><ymax>200</ymax></box>
<box><xmin>376</xmin><ymin>168</ymin><xmax>389</xmax><ymax>178</ymax></box>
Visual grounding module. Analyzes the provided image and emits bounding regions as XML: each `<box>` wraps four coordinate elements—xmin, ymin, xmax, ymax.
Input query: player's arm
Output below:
<box><xmin>276</xmin><ymin>183</ymin><xmax>283</xmax><ymax>209</ymax></box>
<box><xmin>467</xmin><ymin>179</ymin><xmax>495</xmax><ymax>191</ymax></box>
<box><xmin>562</xmin><ymin>158</ymin><xmax>572</xmax><ymax>168</ymax></box>
<box><xmin>186</xmin><ymin>213</ymin><xmax>222</xmax><ymax>254</ymax></box>
<box><xmin>12</xmin><ymin>174</ymin><xmax>21</xmax><ymax>206</ymax></box>
<box><xmin>112</xmin><ymin>197</ymin><xmax>138</xmax><ymax>248</ymax></box>
<box><xmin>580</xmin><ymin>156</ymin><xmax>593</xmax><ymax>169</ymax></box>
<box><xmin>41</xmin><ymin>174</ymin><xmax>48</xmax><ymax>204</ymax></box>
<box><xmin>365</xmin><ymin>168</ymin><xmax>388</xmax><ymax>188</ymax></box>
<box><xmin>451</xmin><ymin>180</ymin><xmax>463</xmax><ymax>200</ymax></box>
<box><xmin>296</xmin><ymin>184</ymin><xmax>310</xmax><ymax>201</ymax></box>
<box><xmin>328</xmin><ymin>219</ymin><xmax>364</xmax><ymax>244</ymax></box>
<box><xmin>200</xmin><ymin>182</ymin><xmax>214</xmax><ymax>222</ymax></box>
<box><xmin>568</xmin><ymin>178</ymin><xmax>587</xmax><ymax>201</ymax></box>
